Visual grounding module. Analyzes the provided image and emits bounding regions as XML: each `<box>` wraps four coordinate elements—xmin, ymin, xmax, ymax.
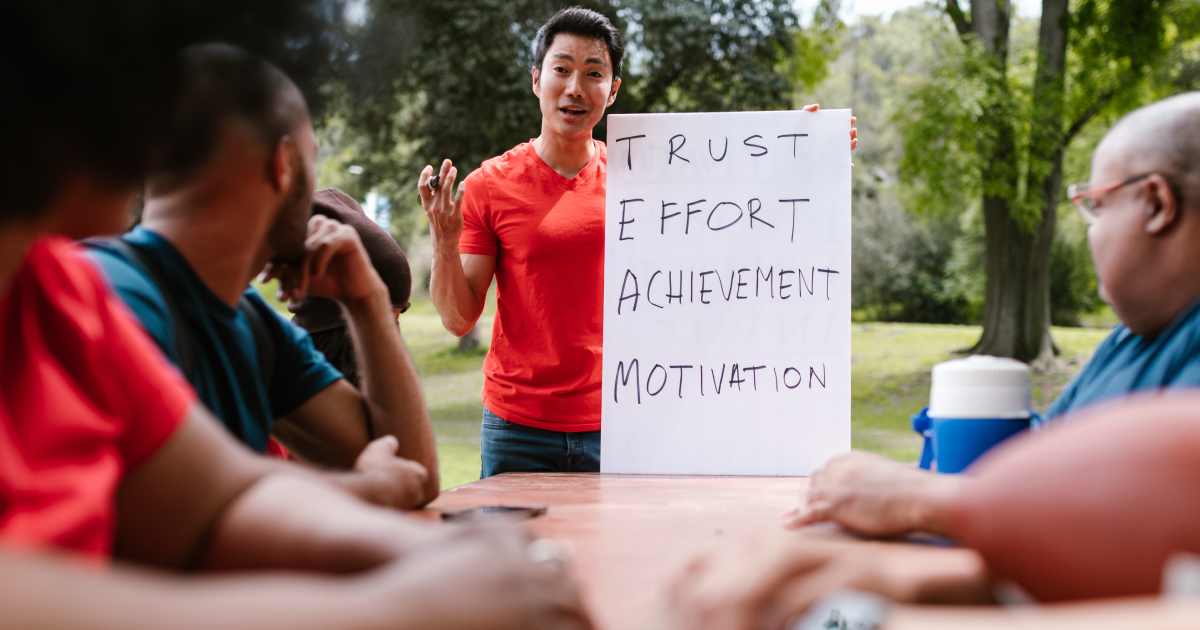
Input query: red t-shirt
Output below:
<box><xmin>0</xmin><ymin>237</ymin><xmax>194</xmax><ymax>558</ymax></box>
<box><xmin>460</xmin><ymin>141</ymin><xmax>605</xmax><ymax>431</ymax></box>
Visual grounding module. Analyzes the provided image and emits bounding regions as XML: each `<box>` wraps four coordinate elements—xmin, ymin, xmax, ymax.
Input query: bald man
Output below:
<box><xmin>786</xmin><ymin>92</ymin><xmax>1200</xmax><ymax>538</ymax></box>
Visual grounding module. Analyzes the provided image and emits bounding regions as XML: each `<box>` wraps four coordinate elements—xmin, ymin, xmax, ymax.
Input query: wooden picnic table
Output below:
<box><xmin>427</xmin><ymin>472</ymin><xmax>825</xmax><ymax>630</ymax></box>
<box><xmin>427</xmin><ymin>473</ymin><xmax>1200</xmax><ymax>630</ymax></box>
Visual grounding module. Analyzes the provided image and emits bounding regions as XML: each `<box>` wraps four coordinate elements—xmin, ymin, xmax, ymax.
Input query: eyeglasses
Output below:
<box><xmin>1066</xmin><ymin>173</ymin><xmax>1151</xmax><ymax>224</ymax></box>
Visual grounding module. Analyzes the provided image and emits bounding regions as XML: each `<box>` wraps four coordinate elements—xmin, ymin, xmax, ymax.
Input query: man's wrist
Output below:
<box><xmin>338</xmin><ymin>284</ymin><xmax>392</xmax><ymax>320</ymax></box>
<box><xmin>909</xmin><ymin>473</ymin><xmax>965</xmax><ymax>537</ymax></box>
<box><xmin>431</xmin><ymin>238</ymin><xmax>462</xmax><ymax>264</ymax></box>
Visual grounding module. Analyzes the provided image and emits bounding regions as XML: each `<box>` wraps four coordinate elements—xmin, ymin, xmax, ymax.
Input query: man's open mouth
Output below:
<box><xmin>560</xmin><ymin>106</ymin><xmax>587</xmax><ymax>116</ymax></box>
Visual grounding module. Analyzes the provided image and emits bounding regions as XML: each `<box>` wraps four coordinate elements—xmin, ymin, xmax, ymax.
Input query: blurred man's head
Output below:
<box><xmin>1083</xmin><ymin>92</ymin><xmax>1200</xmax><ymax>336</ymax></box>
<box><xmin>2</xmin><ymin>0</ymin><xmax>331</xmax><ymax>240</ymax></box>
<box><xmin>0</xmin><ymin>1</ymin><xmax>189</xmax><ymax>234</ymax></box>
<box><xmin>145</xmin><ymin>43</ymin><xmax>316</xmax><ymax>263</ymax></box>
<box><xmin>531</xmin><ymin>7</ymin><xmax>623</xmax><ymax>141</ymax></box>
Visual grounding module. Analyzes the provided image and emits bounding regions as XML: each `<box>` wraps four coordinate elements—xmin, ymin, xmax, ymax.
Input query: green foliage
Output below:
<box><xmin>852</xmin><ymin>185</ymin><xmax>974</xmax><ymax>324</ymax></box>
<box><xmin>1049</xmin><ymin>207</ymin><xmax>1102</xmax><ymax>326</ymax></box>
<box><xmin>616</xmin><ymin>0</ymin><xmax>802</xmax><ymax>114</ymax></box>
<box><xmin>902</xmin><ymin>0</ymin><xmax>1200</xmax><ymax>223</ymax></box>
<box><xmin>894</xmin><ymin>34</ymin><xmax>992</xmax><ymax>220</ymax></box>
<box><xmin>806</xmin><ymin>8</ymin><xmax>984</xmax><ymax>324</ymax></box>
<box><xmin>788</xmin><ymin>0</ymin><xmax>844</xmax><ymax>92</ymax></box>
<box><xmin>889</xmin><ymin>0</ymin><xmax>1200</xmax><ymax>328</ymax></box>
<box><xmin>316</xmin><ymin>0</ymin><xmax>834</xmax><ymax>236</ymax></box>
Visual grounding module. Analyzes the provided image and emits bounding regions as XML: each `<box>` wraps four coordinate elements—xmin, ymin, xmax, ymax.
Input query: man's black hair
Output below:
<box><xmin>149</xmin><ymin>44</ymin><xmax>309</xmax><ymax>192</ymax></box>
<box><xmin>0</xmin><ymin>0</ymin><xmax>335</xmax><ymax>221</ymax></box>
<box><xmin>534</xmin><ymin>7</ymin><xmax>624</xmax><ymax>83</ymax></box>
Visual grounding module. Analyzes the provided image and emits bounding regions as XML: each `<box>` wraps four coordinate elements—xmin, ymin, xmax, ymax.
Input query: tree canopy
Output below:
<box><xmin>317</xmin><ymin>0</ymin><xmax>836</xmax><ymax>210</ymax></box>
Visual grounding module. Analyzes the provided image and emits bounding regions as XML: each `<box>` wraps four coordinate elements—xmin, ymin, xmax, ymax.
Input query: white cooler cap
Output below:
<box><xmin>928</xmin><ymin>355</ymin><xmax>1031</xmax><ymax>419</ymax></box>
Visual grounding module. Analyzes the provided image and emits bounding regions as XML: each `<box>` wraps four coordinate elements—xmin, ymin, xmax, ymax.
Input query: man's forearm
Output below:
<box><xmin>0</xmin><ymin>547</ymin><xmax>390</xmax><ymax>630</ymax></box>
<box><xmin>341</xmin><ymin>288</ymin><xmax>440</xmax><ymax>501</ymax></box>
<box><xmin>886</xmin><ymin>598</ymin><xmax>1200</xmax><ymax>630</ymax></box>
<box><xmin>199</xmin><ymin>473</ymin><xmax>439</xmax><ymax>573</ymax></box>
<box><xmin>429</xmin><ymin>244</ymin><xmax>483</xmax><ymax>336</ymax></box>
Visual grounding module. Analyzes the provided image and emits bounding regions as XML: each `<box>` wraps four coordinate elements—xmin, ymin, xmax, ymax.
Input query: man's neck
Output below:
<box><xmin>141</xmin><ymin>192</ymin><xmax>274</xmax><ymax>307</ymax></box>
<box><xmin>533</xmin><ymin>125</ymin><xmax>595</xmax><ymax>180</ymax></box>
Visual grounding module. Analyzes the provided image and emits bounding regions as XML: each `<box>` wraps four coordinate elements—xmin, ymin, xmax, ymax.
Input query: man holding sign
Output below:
<box><xmin>421</xmin><ymin>7</ymin><xmax>857</xmax><ymax>477</ymax></box>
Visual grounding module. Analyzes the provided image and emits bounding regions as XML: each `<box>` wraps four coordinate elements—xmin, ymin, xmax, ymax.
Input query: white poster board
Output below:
<box><xmin>601</xmin><ymin>110</ymin><xmax>852</xmax><ymax>476</ymax></box>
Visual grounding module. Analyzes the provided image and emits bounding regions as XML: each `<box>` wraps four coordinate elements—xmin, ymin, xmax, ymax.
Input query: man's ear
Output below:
<box><xmin>606</xmin><ymin>77</ymin><xmax>622</xmax><ymax>108</ymax></box>
<box><xmin>268</xmin><ymin>135</ymin><xmax>296</xmax><ymax>193</ymax></box>
<box><xmin>531</xmin><ymin>66</ymin><xmax>541</xmax><ymax>99</ymax></box>
<box><xmin>1144</xmin><ymin>173</ymin><xmax>1180</xmax><ymax>235</ymax></box>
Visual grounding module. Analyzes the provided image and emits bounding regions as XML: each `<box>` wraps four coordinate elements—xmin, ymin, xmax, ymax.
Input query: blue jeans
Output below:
<box><xmin>480</xmin><ymin>408</ymin><xmax>600</xmax><ymax>478</ymax></box>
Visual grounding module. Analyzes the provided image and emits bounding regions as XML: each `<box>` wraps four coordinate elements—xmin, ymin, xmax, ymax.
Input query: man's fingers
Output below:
<box><xmin>437</xmin><ymin>159</ymin><xmax>453</xmax><ymax>191</ymax></box>
<box><xmin>305</xmin><ymin>240</ymin><xmax>339</xmax><ymax>286</ymax></box>
<box><xmin>783</xmin><ymin>500</ymin><xmax>831</xmax><ymax>529</ymax></box>
<box><xmin>418</xmin><ymin>165</ymin><xmax>434</xmax><ymax>202</ymax></box>
<box><xmin>440</xmin><ymin>166</ymin><xmax>458</xmax><ymax>204</ymax></box>
<box><xmin>291</xmin><ymin>255</ymin><xmax>313</xmax><ymax>300</ymax></box>
<box><xmin>760</xmin><ymin>571</ymin><xmax>836</xmax><ymax>629</ymax></box>
<box><xmin>803</xmin><ymin>103</ymin><xmax>820</xmax><ymax>112</ymax></box>
<box><xmin>452</xmin><ymin>180</ymin><xmax>467</xmax><ymax>217</ymax></box>
<box><xmin>368</xmin><ymin>434</ymin><xmax>401</xmax><ymax>455</ymax></box>
<box><xmin>261</xmin><ymin>262</ymin><xmax>284</xmax><ymax>283</ymax></box>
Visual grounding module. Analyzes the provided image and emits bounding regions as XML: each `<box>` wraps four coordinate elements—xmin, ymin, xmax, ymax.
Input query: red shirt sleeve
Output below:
<box><xmin>52</xmin><ymin>239</ymin><xmax>196</xmax><ymax>469</ymax></box>
<box><xmin>459</xmin><ymin>168</ymin><xmax>499</xmax><ymax>256</ymax></box>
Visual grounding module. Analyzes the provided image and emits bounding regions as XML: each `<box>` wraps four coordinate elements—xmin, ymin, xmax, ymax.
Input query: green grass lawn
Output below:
<box><xmin>257</xmin><ymin>281</ymin><xmax>1111</xmax><ymax>490</ymax></box>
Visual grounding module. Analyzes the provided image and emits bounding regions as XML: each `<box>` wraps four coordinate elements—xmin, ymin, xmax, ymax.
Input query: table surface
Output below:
<box><xmin>427</xmin><ymin>472</ymin><xmax>824</xmax><ymax>630</ymax></box>
<box><xmin>428</xmin><ymin>474</ymin><xmax>1199</xmax><ymax>630</ymax></box>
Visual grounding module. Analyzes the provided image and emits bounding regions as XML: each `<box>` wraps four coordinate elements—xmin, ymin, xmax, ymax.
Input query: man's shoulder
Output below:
<box><xmin>84</xmin><ymin>237</ymin><xmax>175</xmax><ymax>348</ymax></box>
<box><xmin>86</xmin><ymin>239</ymin><xmax>171</xmax><ymax>313</ymax></box>
<box><xmin>472</xmin><ymin>141</ymin><xmax>536</xmax><ymax>180</ymax></box>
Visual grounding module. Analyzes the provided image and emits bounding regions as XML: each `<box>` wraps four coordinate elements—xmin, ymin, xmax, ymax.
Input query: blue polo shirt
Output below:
<box><xmin>87</xmin><ymin>226</ymin><xmax>342</xmax><ymax>452</ymax></box>
<box><xmin>1047</xmin><ymin>298</ymin><xmax>1200</xmax><ymax>420</ymax></box>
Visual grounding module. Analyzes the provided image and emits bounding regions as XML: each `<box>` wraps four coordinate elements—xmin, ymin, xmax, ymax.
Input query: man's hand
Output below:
<box><xmin>419</xmin><ymin>159</ymin><xmax>466</xmax><ymax>253</ymax></box>
<box><xmin>666</xmin><ymin>537</ymin><xmax>991</xmax><ymax>630</ymax></box>
<box><xmin>353</xmin><ymin>435</ymin><xmax>429</xmax><ymax>510</ymax></box>
<box><xmin>265</xmin><ymin>214</ymin><xmax>384</xmax><ymax>304</ymax></box>
<box><xmin>371</xmin><ymin>527</ymin><xmax>595</xmax><ymax>630</ymax></box>
<box><xmin>783</xmin><ymin>452</ymin><xmax>963</xmax><ymax>537</ymax></box>
<box><xmin>801</xmin><ymin>104</ymin><xmax>858</xmax><ymax>160</ymax></box>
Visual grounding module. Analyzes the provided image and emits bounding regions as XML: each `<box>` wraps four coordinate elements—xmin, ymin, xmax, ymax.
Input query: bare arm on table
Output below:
<box><xmin>0</xmin><ymin>405</ymin><xmax>592</xmax><ymax>630</ymax></box>
<box><xmin>267</xmin><ymin>214</ymin><xmax>440</xmax><ymax>506</ymax></box>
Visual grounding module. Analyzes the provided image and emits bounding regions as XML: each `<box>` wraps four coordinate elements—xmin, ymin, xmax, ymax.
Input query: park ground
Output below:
<box><xmin>256</xmin><ymin>281</ymin><xmax>1111</xmax><ymax>490</ymax></box>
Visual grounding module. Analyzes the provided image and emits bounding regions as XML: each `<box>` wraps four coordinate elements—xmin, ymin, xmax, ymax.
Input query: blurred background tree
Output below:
<box><xmin>895</xmin><ymin>0</ymin><xmax>1200</xmax><ymax>363</ymax></box>
<box><xmin>315</xmin><ymin>0</ymin><xmax>837</xmax><ymax>349</ymax></box>
<box><xmin>307</xmin><ymin>0</ymin><xmax>1200</xmax><ymax>354</ymax></box>
<box><xmin>318</xmin><ymin>0</ymin><xmax>834</xmax><ymax>241</ymax></box>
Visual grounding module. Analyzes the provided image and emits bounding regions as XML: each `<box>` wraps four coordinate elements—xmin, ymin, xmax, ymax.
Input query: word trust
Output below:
<box><xmin>614</xmin><ymin>132</ymin><xmax>810</xmax><ymax>170</ymax></box>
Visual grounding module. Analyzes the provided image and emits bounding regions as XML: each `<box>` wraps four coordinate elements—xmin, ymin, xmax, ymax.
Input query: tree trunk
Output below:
<box><xmin>973</xmin><ymin>188</ymin><xmax>1058</xmax><ymax>363</ymax></box>
<box><xmin>970</xmin><ymin>0</ymin><xmax>1069</xmax><ymax>366</ymax></box>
